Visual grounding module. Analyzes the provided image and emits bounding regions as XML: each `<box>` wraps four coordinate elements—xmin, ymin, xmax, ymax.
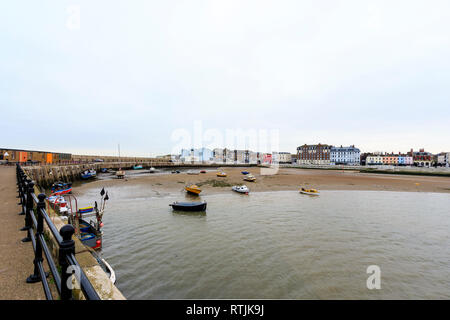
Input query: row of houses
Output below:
<box><xmin>178</xmin><ymin>145</ymin><xmax>450</xmax><ymax>167</ymax></box>
<box><xmin>296</xmin><ymin>144</ymin><xmax>361</xmax><ymax>165</ymax></box>
<box><xmin>179</xmin><ymin>148</ymin><xmax>293</xmax><ymax>164</ymax></box>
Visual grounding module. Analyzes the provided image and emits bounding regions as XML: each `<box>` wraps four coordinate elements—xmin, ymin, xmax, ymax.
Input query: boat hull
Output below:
<box><xmin>185</xmin><ymin>187</ymin><xmax>201</xmax><ymax>195</ymax></box>
<box><xmin>299</xmin><ymin>191</ymin><xmax>319</xmax><ymax>196</ymax></box>
<box><xmin>170</xmin><ymin>202</ymin><xmax>207</xmax><ymax>211</ymax></box>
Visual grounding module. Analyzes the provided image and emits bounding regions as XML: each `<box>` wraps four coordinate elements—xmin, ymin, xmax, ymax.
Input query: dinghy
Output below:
<box><xmin>185</xmin><ymin>184</ymin><xmax>202</xmax><ymax>195</ymax></box>
<box><xmin>81</xmin><ymin>169</ymin><xmax>96</xmax><ymax>179</ymax></box>
<box><xmin>243</xmin><ymin>174</ymin><xmax>256</xmax><ymax>182</ymax></box>
<box><xmin>241</xmin><ymin>171</ymin><xmax>250</xmax><ymax>175</ymax></box>
<box><xmin>217</xmin><ymin>171</ymin><xmax>227</xmax><ymax>177</ymax></box>
<box><xmin>299</xmin><ymin>187</ymin><xmax>319</xmax><ymax>196</ymax></box>
<box><xmin>232</xmin><ymin>185</ymin><xmax>249</xmax><ymax>194</ymax></box>
<box><xmin>169</xmin><ymin>201</ymin><xmax>207</xmax><ymax>211</ymax></box>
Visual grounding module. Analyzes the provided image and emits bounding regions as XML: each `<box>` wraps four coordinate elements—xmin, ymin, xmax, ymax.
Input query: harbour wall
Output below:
<box><xmin>21</xmin><ymin>162</ymin><xmax>258</xmax><ymax>187</ymax></box>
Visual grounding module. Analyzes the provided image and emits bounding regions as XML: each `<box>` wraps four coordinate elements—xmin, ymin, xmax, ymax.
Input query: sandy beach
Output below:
<box><xmin>74</xmin><ymin>167</ymin><xmax>450</xmax><ymax>194</ymax></box>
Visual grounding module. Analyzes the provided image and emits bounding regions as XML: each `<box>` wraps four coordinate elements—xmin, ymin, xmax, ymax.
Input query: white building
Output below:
<box><xmin>366</xmin><ymin>155</ymin><xmax>383</xmax><ymax>165</ymax></box>
<box><xmin>330</xmin><ymin>145</ymin><xmax>360</xmax><ymax>165</ymax></box>
<box><xmin>437</xmin><ymin>152</ymin><xmax>450</xmax><ymax>167</ymax></box>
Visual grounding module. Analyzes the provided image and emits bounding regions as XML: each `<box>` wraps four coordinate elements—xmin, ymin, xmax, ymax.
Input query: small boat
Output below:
<box><xmin>51</xmin><ymin>181</ymin><xmax>72</xmax><ymax>195</ymax></box>
<box><xmin>116</xmin><ymin>169</ymin><xmax>125</xmax><ymax>179</ymax></box>
<box><xmin>200</xmin><ymin>170</ymin><xmax>206</xmax><ymax>174</ymax></box>
<box><xmin>299</xmin><ymin>187</ymin><xmax>319</xmax><ymax>195</ymax></box>
<box><xmin>81</xmin><ymin>169</ymin><xmax>97</xmax><ymax>179</ymax></box>
<box><xmin>65</xmin><ymin>188</ymin><xmax>109</xmax><ymax>250</ymax></box>
<box><xmin>149</xmin><ymin>167</ymin><xmax>156</xmax><ymax>173</ymax></box>
<box><xmin>241</xmin><ymin>171</ymin><xmax>250</xmax><ymax>175</ymax></box>
<box><xmin>217</xmin><ymin>171</ymin><xmax>227</xmax><ymax>177</ymax></box>
<box><xmin>243</xmin><ymin>174</ymin><xmax>256</xmax><ymax>182</ymax></box>
<box><xmin>169</xmin><ymin>201</ymin><xmax>207</xmax><ymax>211</ymax></box>
<box><xmin>187</xmin><ymin>170</ymin><xmax>199</xmax><ymax>175</ymax></box>
<box><xmin>47</xmin><ymin>195</ymin><xmax>69</xmax><ymax>214</ymax></box>
<box><xmin>232</xmin><ymin>185</ymin><xmax>249</xmax><ymax>194</ymax></box>
<box><xmin>100</xmin><ymin>168</ymin><xmax>108</xmax><ymax>173</ymax></box>
<box><xmin>133</xmin><ymin>165</ymin><xmax>143</xmax><ymax>170</ymax></box>
<box><xmin>185</xmin><ymin>184</ymin><xmax>202</xmax><ymax>195</ymax></box>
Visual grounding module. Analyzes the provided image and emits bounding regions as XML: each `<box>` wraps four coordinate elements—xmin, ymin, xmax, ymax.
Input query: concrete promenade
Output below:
<box><xmin>0</xmin><ymin>166</ymin><xmax>45</xmax><ymax>299</ymax></box>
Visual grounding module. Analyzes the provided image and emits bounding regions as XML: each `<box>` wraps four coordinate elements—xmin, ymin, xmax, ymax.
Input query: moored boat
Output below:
<box><xmin>217</xmin><ymin>171</ymin><xmax>227</xmax><ymax>177</ymax></box>
<box><xmin>169</xmin><ymin>201</ymin><xmax>207</xmax><ymax>211</ymax></box>
<box><xmin>299</xmin><ymin>187</ymin><xmax>319</xmax><ymax>195</ymax></box>
<box><xmin>81</xmin><ymin>169</ymin><xmax>96</xmax><ymax>179</ymax></box>
<box><xmin>243</xmin><ymin>174</ymin><xmax>256</xmax><ymax>182</ymax></box>
<box><xmin>187</xmin><ymin>170</ymin><xmax>199</xmax><ymax>175</ymax></box>
<box><xmin>51</xmin><ymin>181</ymin><xmax>72</xmax><ymax>195</ymax></box>
<box><xmin>185</xmin><ymin>184</ymin><xmax>202</xmax><ymax>195</ymax></box>
<box><xmin>116</xmin><ymin>168</ymin><xmax>125</xmax><ymax>179</ymax></box>
<box><xmin>241</xmin><ymin>171</ymin><xmax>250</xmax><ymax>175</ymax></box>
<box><xmin>133</xmin><ymin>164</ymin><xmax>143</xmax><ymax>170</ymax></box>
<box><xmin>232</xmin><ymin>185</ymin><xmax>249</xmax><ymax>194</ymax></box>
<box><xmin>200</xmin><ymin>170</ymin><xmax>206</xmax><ymax>173</ymax></box>
<box><xmin>149</xmin><ymin>167</ymin><xmax>156</xmax><ymax>173</ymax></box>
<box><xmin>62</xmin><ymin>188</ymin><xmax>109</xmax><ymax>250</ymax></box>
<box><xmin>100</xmin><ymin>168</ymin><xmax>108</xmax><ymax>173</ymax></box>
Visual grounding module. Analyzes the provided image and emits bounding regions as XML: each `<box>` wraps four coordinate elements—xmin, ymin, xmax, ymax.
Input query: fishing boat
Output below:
<box><xmin>116</xmin><ymin>168</ymin><xmax>125</xmax><ymax>179</ymax></box>
<box><xmin>133</xmin><ymin>164</ymin><xmax>143</xmax><ymax>170</ymax></box>
<box><xmin>243</xmin><ymin>174</ymin><xmax>256</xmax><ymax>182</ymax></box>
<box><xmin>50</xmin><ymin>181</ymin><xmax>72</xmax><ymax>195</ymax></box>
<box><xmin>169</xmin><ymin>201</ymin><xmax>207</xmax><ymax>211</ymax></box>
<box><xmin>64</xmin><ymin>188</ymin><xmax>109</xmax><ymax>250</ymax></box>
<box><xmin>299</xmin><ymin>187</ymin><xmax>319</xmax><ymax>195</ymax></box>
<box><xmin>232</xmin><ymin>185</ymin><xmax>249</xmax><ymax>194</ymax></box>
<box><xmin>217</xmin><ymin>171</ymin><xmax>227</xmax><ymax>177</ymax></box>
<box><xmin>81</xmin><ymin>169</ymin><xmax>96</xmax><ymax>179</ymax></box>
<box><xmin>47</xmin><ymin>195</ymin><xmax>69</xmax><ymax>214</ymax></box>
<box><xmin>241</xmin><ymin>171</ymin><xmax>250</xmax><ymax>175</ymax></box>
<box><xmin>149</xmin><ymin>167</ymin><xmax>156</xmax><ymax>173</ymax></box>
<box><xmin>185</xmin><ymin>184</ymin><xmax>202</xmax><ymax>195</ymax></box>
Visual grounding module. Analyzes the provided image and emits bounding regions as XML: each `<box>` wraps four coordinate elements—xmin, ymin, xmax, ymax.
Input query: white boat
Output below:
<box><xmin>47</xmin><ymin>195</ymin><xmax>69</xmax><ymax>214</ymax></box>
<box><xmin>232</xmin><ymin>185</ymin><xmax>249</xmax><ymax>194</ymax></box>
<box><xmin>149</xmin><ymin>167</ymin><xmax>156</xmax><ymax>173</ymax></box>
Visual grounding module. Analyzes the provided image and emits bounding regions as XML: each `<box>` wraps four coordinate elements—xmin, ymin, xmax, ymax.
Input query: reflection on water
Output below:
<box><xmin>74</xmin><ymin>186</ymin><xmax>450</xmax><ymax>299</ymax></box>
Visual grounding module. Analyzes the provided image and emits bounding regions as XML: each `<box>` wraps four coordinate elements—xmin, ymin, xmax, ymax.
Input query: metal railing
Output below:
<box><xmin>16</xmin><ymin>164</ymin><xmax>100</xmax><ymax>300</ymax></box>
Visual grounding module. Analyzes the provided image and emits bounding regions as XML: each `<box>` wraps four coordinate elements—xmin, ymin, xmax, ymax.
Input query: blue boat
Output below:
<box><xmin>100</xmin><ymin>168</ymin><xmax>108</xmax><ymax>173</ymax></box>
<box><xmin>241</xmin><ymin>171</ymin><xmax>250</xmax><ymax>175</ymax></box>
<box><xmin>133</xmin><ymin>165</ymin><xmax>143</xmax><ymax>170</ymax></box>
<box><xmin>81</xmin><ymin>169</ymin><xmax>97</xmax><ymax>179</ymax></box>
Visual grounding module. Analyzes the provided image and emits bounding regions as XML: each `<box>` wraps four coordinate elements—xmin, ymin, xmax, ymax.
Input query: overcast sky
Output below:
<box><xmin>1</xmin><ymin>1</ymin><xmax>449</xmax><ymax>156</ymax></box>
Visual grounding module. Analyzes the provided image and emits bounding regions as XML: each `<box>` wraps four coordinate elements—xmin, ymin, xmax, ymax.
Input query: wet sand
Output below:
<box><xmin>74</xmin><ymin>167</ymin><xmax>450</xmax><ymax>194</ymax></box>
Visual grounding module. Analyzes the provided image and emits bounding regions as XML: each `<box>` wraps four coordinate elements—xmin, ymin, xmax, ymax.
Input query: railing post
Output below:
<box><xmin>18</xmin><ymin>174</ymin><xmax>27</xmax><ymax>215</ymax></box>
<box><xmin>21</xmin><ymin>181</ymin><xmax>35</xmax><ymax>241</ymax></box>
<box><xmin>27</xmin><ymin>193</ymin><xmax>48</xmax><ymax>283</ymax></box>
<box><xmin>59</xmin><ymin>224</ymin><xmax>75</xmax><ymax>300</ymax></box>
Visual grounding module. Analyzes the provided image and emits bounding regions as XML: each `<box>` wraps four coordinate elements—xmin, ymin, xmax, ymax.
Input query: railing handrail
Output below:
<box><xmin>16</xmin><ymin>163</ymin><xmax>100</xmax><ymax>300</ymax></box>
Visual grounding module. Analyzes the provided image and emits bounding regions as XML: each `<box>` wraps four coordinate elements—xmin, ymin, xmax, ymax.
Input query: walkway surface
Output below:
<box><xmin>0</xmin><ymin>166</ymin><xmax>45</xmax><ymax>299</ymax></box>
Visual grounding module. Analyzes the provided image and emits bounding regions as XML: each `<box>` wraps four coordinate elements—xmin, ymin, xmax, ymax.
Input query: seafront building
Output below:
<box><xmin>296</xmin><ymin>144</ymin><xmax>331</xmax><ymax>165</ymax></box>
<box><xmin>272</xmin><ymin>152</ymin><xmax>292</xmax><ymax>164</ymax></box>
<box><xmin>437</xmin><ymin>152</ymin><xmax>450</xmax><ymax>167</ymax></box>
<box><xmin>330</xmin><ymin>145</ymin><xmax>360</xmax><ymax>165</ymax></box>
<box><xmin>407</xmin><ymin>148</ymin><xmax>433</xmax><ymax>167</ymax></box>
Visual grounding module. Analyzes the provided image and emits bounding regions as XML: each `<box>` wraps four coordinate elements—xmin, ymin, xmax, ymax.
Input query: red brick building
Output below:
<box><xmin>296</xmin><ymin>144</ymin><xmax>331</xmax><ymax>165</ymax></box>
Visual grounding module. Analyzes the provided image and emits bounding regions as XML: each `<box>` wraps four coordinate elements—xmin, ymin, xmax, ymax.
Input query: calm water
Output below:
<box><xmin>75</xmin><ymin>185</ymin><xmax>450</xmax><ymax>299</ymax></box>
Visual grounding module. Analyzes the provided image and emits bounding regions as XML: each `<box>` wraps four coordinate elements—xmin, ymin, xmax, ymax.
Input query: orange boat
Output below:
<box><xmin>185</xmin><ymin>184</ymin><xmax>202</xmax><ymax>195</ymax></box>
<box><xmin>217</xmin><ymin>171</ymin><xmax>227</xmax><ymax>177</ymax></box>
